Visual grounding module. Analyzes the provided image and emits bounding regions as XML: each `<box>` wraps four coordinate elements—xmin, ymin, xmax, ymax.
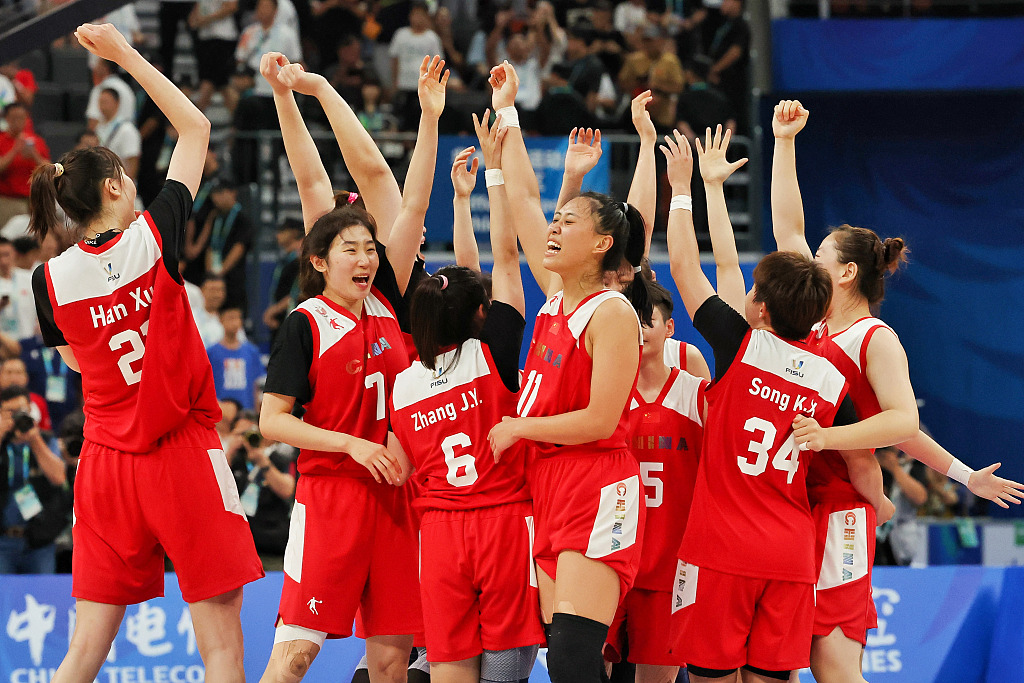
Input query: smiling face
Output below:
<box><xmin>313</xmin><ymin>225</ymin><xmax>379</xmax><ymax>308</ymax></box>
<box><xmin>543</xmin><ymin>196</ymin><xmax>611</xmax><ymax>278</ymax></box>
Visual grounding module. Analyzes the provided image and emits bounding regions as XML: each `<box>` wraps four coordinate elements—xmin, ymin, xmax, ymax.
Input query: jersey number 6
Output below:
<box><xmin>442</xmin><ymin>433</ymin><xmax>478</xmax><ymax>487</ymax></box>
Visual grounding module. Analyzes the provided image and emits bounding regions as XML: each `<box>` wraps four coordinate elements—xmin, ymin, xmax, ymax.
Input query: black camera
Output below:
<box><xmin>243</xmin><ymin>427</ymin><xmax>262</xmax><ymax>448</ymax></box>
<box><xmin>12</xmin><ymin>410</ymin><xmax>35</xmax><ymax>434</ymax></box>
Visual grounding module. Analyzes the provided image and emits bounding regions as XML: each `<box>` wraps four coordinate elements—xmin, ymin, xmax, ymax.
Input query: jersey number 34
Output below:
<box><xmin>739</xmin><ymin>417</ymin><xmax>800</xmax><ymax>484</ymax></box>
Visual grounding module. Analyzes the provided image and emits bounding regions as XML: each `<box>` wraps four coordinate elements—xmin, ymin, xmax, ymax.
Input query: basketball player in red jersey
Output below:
<box><xmin>603</xmin><ymin>281</ymin><xmax>708</xmax><ymax>683</ymax></box>
<box><xmin>390</xmin><ymin>114</ymin><xmax>544</xmax><ymax>683</ymax></box>
<box><xmin>660</xmin><ymin>129</ymin><xmax>889</xmax><ymax>683</ymax></box>
<box><xmin>770</xmin><ymin>100</ymin><xmax>1024</xmax><ymax>683</ymax></box>
<box><xmin>482</xmin><ymin>61</ymin><xmax>653</xmax><ymax>683</ymax></box>
<box><xmin>27</xmin><ymin>23</ymin><xmax>263</xmax><ymax>683</ymax></box>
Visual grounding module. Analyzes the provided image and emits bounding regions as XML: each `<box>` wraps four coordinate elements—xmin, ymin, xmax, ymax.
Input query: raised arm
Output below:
<box><xmin>76</xmin><ymin>23</ymin><xmax>210</xmax><ymax>197</ymax></box>
<box><xmin>451</xmin><ymin>145</ymin><xmax>481</xmax><ymax>272</ymax></box>
<box><xmin>475</xmin><ymin>112</ymin><xmax>522</xmax><ymax>316</ymax></box>
<box><xmin>695</xmin><ymin>124</ymin><xmax>748</xmax><ymax>314</ymax></box>
<box><xmin>261</xmin><ymin>52</ymin><xmax>333</xmax><ymax>231</ymax></box>
<box><xmin>662</xmin><ymin>130</ymin><xmax>715</xmax><ymax>320</ymax></box>
<box><xmin>278</xmin><ymin>63</ymin><xmax>403</xmax><ymax>243</ymax></box>
<box><xmin>389</xmin><ymin>56</ymin><xmax>449</xmax><ymax>294</ymax></box>
<box><xmin>489</xmin><ymin>62</ymin><xmax>560</xmax><ymax>297</ymax></box>
<box><xmin>555</xmin><ymin>127</ymin><xmax>603</xmax><ymax>211</ymax></box>
<box><xmin>626</xmin><ymin>90</ymin><xmax>657</xmax><ymax>254</ymax></box>
<box><xmin>771</xmin><ymin>99</ymin><xmax>813</xmax><ymax>258</ymax></box>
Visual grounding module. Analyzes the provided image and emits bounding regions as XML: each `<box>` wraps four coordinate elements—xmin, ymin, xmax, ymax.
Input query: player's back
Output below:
<box><xmin>681</xmin><ymin>329</ymin><xmax>848</xmax><ymax>583</ymax></box>
<box><xmin>391</xmin><ymin>338</ymin><xmax>529</xmax><ymax>511</ymax></box>
<box><xmin>519</xmin><ymin>290</ymin><xmax>641</xmax><ymax>458</ymax></box>
<box><xmin>628</xmin><ymin>367</ymin><xmax>706</xmax><ymax>591</ymax></box>
<box><xmin>41</xmin><ymin>212</ymin><xmax>217</xmax><ymax>452</ymax></box>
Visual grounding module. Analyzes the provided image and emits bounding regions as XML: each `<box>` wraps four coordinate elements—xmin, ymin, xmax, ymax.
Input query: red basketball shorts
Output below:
<box><xmin>72</xmin><ymin>420</ymin><xmax>264</xmax><ymax>605</ymax></box>
<box><xmin>812</xmin><ymin>501</ymin><xmax>877</xmax><ymax>644</ymax></box>
<box><xmin>529</xmin><ymin>450</ymin><xmax>645</xmax><ymax>599</ymax></box>
<box><xmin>605</xmin><ymin>588</ymin><xmax>681</xmax><ymax>666</ymax></box>
<box><xmin>419</xmin><ymin>501</ymin><xmax>545</xmax><ymax>662</ymax></box>
<box><xmin>669</xmin><ymin>562</ymin><xmax>814</xmax><ymax>672</ymax></box>
<box><xmin>279</xmin><ymin>476</ymin><xmax>423</xmax><ymax>638</ymax></box>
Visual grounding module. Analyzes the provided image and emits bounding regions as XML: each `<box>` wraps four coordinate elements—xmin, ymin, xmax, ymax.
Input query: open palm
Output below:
<box><xmin>696</xmin><ymin>124</ymin><xmax>748</xmax><ymax>184</ymax></box>
<box><xmin>564</xmin><ymin>127</ymin><xmax>602</xmax><ymax>178</ymax></box>
<box><xmin>418</xmin><ymin>55</ymin><xmax>449</xmax><ymax>119</ymax></box>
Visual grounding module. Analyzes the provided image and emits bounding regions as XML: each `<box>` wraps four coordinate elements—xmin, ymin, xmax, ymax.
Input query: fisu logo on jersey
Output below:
<box><xmin>786</xmin><ymin>359</ymin><xmax>805</xmax><ymax>378</ymax></box>
<box><xmin>586</xmin><ymin>476</ymin><xmax>640</xmax><ymax>559</ymax></box>
<box><xmin>748</xmin><ymin>376</ymin><xmax>818</xmax><ymax>415</ymax></box>
<box><xmin>105</xmin><ymin>263</ymin><xmax>119</xmax><ymax>283</ymax></box>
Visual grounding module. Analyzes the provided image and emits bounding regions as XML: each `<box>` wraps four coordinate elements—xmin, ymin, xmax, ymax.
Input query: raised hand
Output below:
<box><xmin>277</xmin><ymin>62</ymin><xmax>329</xmax><ymax>98</ymax></box>
<box><xmin>773</xmin><ymin>99</ymin><xmax>809</xmax><ymax>139</ymax></box>
<box><xmin>659</xmin><ymin>129</ymin><xmax>694</xmax><ymax>193</ymax></box>
<box><xmin>564</xmin><ymin>127</ymin><xmax>603</xmax><ymax>179</ymax></box>
<box><xmin>451</xmin><ymin>146</ymin><xmax>479</xmax><ymax>198</ymax></box>
<box><xmin>418</xmin><ymin>55</ymin><xmax>450</xmax><ymax>120</ymax></box>
<box><xmin>630</xmin><ymin>90</ymin><xmax>657</xmax><ymax>146</ymax></box>
<box><xmin>260</xmin><ymin>52</ymin><xmax>292</xmax><ymax>96</ymax></box>
<box><xmin>967</xmin><ymin>463</ymin><xmax>1024</xmax><ymax>509</ymax></box>
<box><xmin>472</xmin><ymin>109</ymin><xmax>509</xmax><ymax>169</ymax></box>
<box><xmin>74</xmin><ymin>23</ymin><xmax>133</xmax><ymax>64</ymax></box>
<box><xmin>488</xmin><ymin>61</ymin><xmax>520</xmax><ymax>111</ymax></box>
<box><xmin>696</xmin><ymin>124</ymin><xmax>748</xmax><ymax>185</ymax></box>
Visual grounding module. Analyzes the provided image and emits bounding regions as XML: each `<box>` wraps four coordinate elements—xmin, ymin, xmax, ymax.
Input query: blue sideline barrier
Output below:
<box><xmin>2</xmin><ymin>567</ymin><xmax>1022</xmax><ymax>682</ymax></box>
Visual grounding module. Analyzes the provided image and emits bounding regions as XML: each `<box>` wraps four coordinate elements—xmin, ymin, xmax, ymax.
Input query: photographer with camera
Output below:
<box><xmin>226</xmin><ymin>410</ymin><xmax>296</xmax><ymax>570</ymax></box>
<box><xmin>0</xmin><ymin>385</ymin><xmax>69</xmax><ymax>573</ymax></box>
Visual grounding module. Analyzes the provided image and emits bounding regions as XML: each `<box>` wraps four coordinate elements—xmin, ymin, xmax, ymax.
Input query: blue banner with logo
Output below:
<box><xmin>423</xmin><ymin>135</ymin><xmax>611</xmax><ymax>246</ymax></box>
<box><xmin>4</xmin><ymin>568</ymin><xmax>1024</xmax><ymax>682</ymax></box>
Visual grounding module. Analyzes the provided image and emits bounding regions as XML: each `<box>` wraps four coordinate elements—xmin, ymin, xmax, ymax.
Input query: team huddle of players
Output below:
<box><xmin>29</xmin><ymin>22</ymin><xmax>1024</xmax><ymax>683</ymax></box>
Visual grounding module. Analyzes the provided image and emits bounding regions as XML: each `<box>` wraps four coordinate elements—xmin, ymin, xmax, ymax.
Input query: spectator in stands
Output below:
<box><xmin>308</xmin><ymin>0</ymin><xmax>364</xmax><ymax>69</ymax></box>
<box><xmin>552</xmin><ymin>24</ymin><xmax>606</xmax><ymax>113</ymax></box>
<box><xmin>0</xmin><ymin>358</ymin><xmax>51</xmax><ymax>431</ymax></box>
<box><xmin>433</xmin><ymin>6</ymin><xmax>467</xmax><ymax>85</ymax></box>
<box><xmin>0</xmin><ymin>385</ymin><xmax>67</xmax><ymax>574</ymax></box>
<box><xmin>614</xmin><ymin>0</ymin><xmax>652</xmax><ymax>44</ymax></box>
<box><xmin>505</xmin><ymin>31</ymin><xmax>543</xmax><ymax>117</ymax></box>
<box><xmin>11</xmin><ymin>237</ymin><xmax>38</xmax><ymax>272</ymax></box>
<box><xmin>327</xmin><ymin>34</ymin><xmax>370</xmax><ymax>109</ymax></box>
<box><xmin>95</xmin><ymin>88</ymin><xmax>142</xmax><ymax>181</ymax></box>
<box><xmin>85</xmin><ymin>60</ymin><xmax>136</xmax><ymax>131</ymax></box>
<box><xmin>0</xmin><ymin>104</ymin><xmax>49</xmax><ymax>230</ymax></box>
<box><xmin>536</xmin><ymin>60</ymin><xmax>595</xmax><ymax>135</ymax></box>
<box><xmin>181</xmin><ymin>147</ymin><xmax>222</xmax><ymax>284</ymax></box>
<box><xmin>36</xmin><ymin>344</ymin><xmax>80</xmax><ymax>432</ymax></box>
<box><xmin>195</xmin><ymin>274</ymin><xmax>228</xmax><ymax>348</ymax></box>
<box><xmin>530</xmin><ymin>1</ymin><xmax>568</xmax><ymax>75</ymax></box>
<box><xmin>53</xmin><ymin>410</ymin><xmax>85</xmax><ymax>573</ymax></box>
<box><xmin>618</xmin><ymin>24</ymin><xmax>683</xmax><ymax>128</ymax></box>
<box><xmin>875</xmin><ymin>445</ymin><xmax>928</xmax><ymax>566</ymax></box>
<box><xmin>676</xmin><ymin>54</ymin><xmax>736</xmax><ymax>139</ymax></box>
<box><xmin>0</xmin><ymin>60</ymin><xmax>37</xmax><ymax>111</ymax></box>
<box><xmin>207</xmin><ymin>306</ymin><xmax>264</xmax><ymax>409</ymax></box>
<box><xmin>190</xmin><ymin>0</ymin><xmax>240</xmax><ymax>112</ymax></box>
<box><xmin>136</xmin><ymin>68</ymin><xmax>173</xmax><ymax>205</ymax></box>
<box><xmin>0</xmin><ymin>236</ymin><xmax>37</xmax><ymax>357</ymax></box>
<box><xmin>356</xmin><ymin>78</ymin><xmax>394</xmax><ymax>133</ymax></box>
<box><xmin>561</xmin><ymin>0</ymin><xmax>600</xmax><ymax>29</ymax></box>
<box><xmin>73</xmin><ymin>129</ymin><xmax>99</xmax><ymax>150</ymax></box>
<box><xmin>159</xmin><ymin>0</ymin><xmax>200</xmax><ymax>79</ymax></box>
<box><xmin>197</xmin><ymin>178</ymin><xmax>252</xmax><ymax>311</ymax></box>
<box><xmin>705</xmin><ymin>0</ymin><xmax>750</xmax><ymax>129</ymax></box>
<box><xmin>262</xmin><ymin>217</ymin><xmax>303</xmax><ymax>341</ymax></box>
<box><xmin>587</xmin><ymin>0</ymin><xmax>628</xmax><ymax>77</ymax></box>
<box><xmin>226</xmin><ymin>411</ymin><xmax>296</xmax><ymax>569</ymax></box>
<box><xmin>215</xmin><ymin>397</ymin><xmax>242</xmax><ymax>450</ymax></box>
<box><xmin>389</xmin><ymin>1</ymin><xmax>444</xmax><ymax>129</ymax></box>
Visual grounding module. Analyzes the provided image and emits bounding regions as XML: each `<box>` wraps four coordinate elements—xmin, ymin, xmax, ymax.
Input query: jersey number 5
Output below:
<box><xmin>739</xmin><ymin>417</ymin><xmax>800</xmax><ymax>484</ymax></box>
<box><xmin>109</xmin><ymin>321</ymin><xmax>150</xmax><ymax>386</ymax></box>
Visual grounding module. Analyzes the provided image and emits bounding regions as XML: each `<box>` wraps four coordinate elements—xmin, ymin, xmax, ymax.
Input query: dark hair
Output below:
<box><xmin>2</xmin><ymin>102</ymin><xmax>27</xmax><ymax>117</ymax></box>
<box><xmin>646</xmin><ymin>279</ymin><xmax>673</xmax><ymax>322</ymax></box>
<box><xmin>12</xmin><ymin>236</ymin><xmax>39</xmax><ymax>255</ymax></box>
<box><xmin>829</xmin><ymin>224</ymin><xmax>908</xmax><ymax>306</ymax></box>
<box><xmin>58</xmin><ymin>410</ymin><xmax>86</xmax><ymax>459</ymax></box>
<box><xmin>219</xmin><ymin>306</ymin><xmax>244</xmax><ymax>317</ymax></box>
<box><xmin>409</xmin><ymin>266</ymin><xmax>489</xmax><ymax>372</ymax></box>
<box><xmin>100</xmin><ymin>87</ymin><xmax>120</xmax><ymax>103</ymax></box>
<box><xmin>0</xmin><ymin>385</ymin><xmax>30</xmax><ymax>404</ymax></box>
<box><xmin>75</xmin><ymin>129</ymin><xmax>98</xmax><ymax>145</ymax></box>
<box><xmin>299</xmin><ymin>206</ymin><xmax>379</xmax><ymax>301</ymax></box>
<box><xmin>333</xmin><ymin>190</ymin><xmax>366</xmax><ymax>211</ymax></box>
<box><xmin>752</xmin><ymin>251</ymin><xmax>833</xmax><ymax>341</ymax></box>
<box><xmin>28</xmin><ymin>147</ymin><xmax>126</xmax><ymax>240</ymax></box>
<box><xmin>476</xmin><ymin>269</ymin><xmax>492</xmax><ymax>300</ymax></box>
<box><xmin>0</xmin><ymin>236</ymin><xmax>10</xmax><ymax>247</ymax></box>
<box><xmin>277</xmin><ymin>216</ymin><xmax>304</xmax><ymax>237</ymax></box>
<box><xmin>579</xmin><ymin>192</ymin><xmax>654</xmax><ymax>326</ymax></box>
<box><xmin>684</xmin><ymin>55</ymin><xmax>713</xmax><ymax>82</ymax></box>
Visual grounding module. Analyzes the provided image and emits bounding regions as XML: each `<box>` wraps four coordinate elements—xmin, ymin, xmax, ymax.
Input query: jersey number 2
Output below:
<box><xmin>443</xmin><ymin>433</ymin><xmax>478</xmax><ymax>487</ymax></box>
<box><xmin>109</xmin><ymin>321</ymin><xmax>150</xmax><ymax>386</ymax></box>
<box><xmin>739</xmin><ymin>417</ymin><xmax>800</xmax><ymax>484</ymax></box>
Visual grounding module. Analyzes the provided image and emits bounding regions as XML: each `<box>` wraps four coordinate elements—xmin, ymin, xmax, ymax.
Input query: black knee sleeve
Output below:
<box><xmin>686</xmin><ymin>664</ymin><xmax>735</xmax><ymax>679</ymax></box>
<box><xmin>742</xmin><ymin>665</ymin><xmax>791</xmax><ymax>681</ymax></box>
<box><xmin>546</xmin><ymin>613</ymin><xmax>610</xmax><ymax>683</ymax></box>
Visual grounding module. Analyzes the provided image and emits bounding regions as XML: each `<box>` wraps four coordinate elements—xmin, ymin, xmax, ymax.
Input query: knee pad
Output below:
<box><xmin>686</xmin><ymin>665</ymin><xmax>735</xmax><ymax>679</ymax></box>
<box><xmin>546</xmin><ymin>613</ymin><xmax>610</xmax><ymax>683</ymax></box>
<box><xmin>743</xmin><ymin>665</ymin><xmax>792</xmax><ymax>681</ymax></box>
<box><xmin>481</xmin><ymin>645</ymin><xmax>539</xmax><ymax>683</ymax></box>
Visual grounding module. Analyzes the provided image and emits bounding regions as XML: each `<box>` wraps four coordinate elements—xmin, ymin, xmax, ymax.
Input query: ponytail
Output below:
<box><xmin>830</xmin><ymin>224</ymin><xmax>909</xmax><ymax>306</ymax></box>
<box><xmin>28</xmin><ymin>163</ymin><xmax>61</xmax><ymax>240</ymax></box>
<box><xmin>409</xmin><ymin>266</ymin><xmax>488</xmax><ymax>372</ymax></box>
<box><xmin>28</xmin><ymin>147</ymin><xmax>125</xmax><ymax>242</ymax></box>
<box><xmin>881</xmin><ymin>237</ymin><xmax>909</xmax><ymax>275</ymax></box>
<box><xmin>621</xmin><ymin>202</ymin><xmax>653</xmax><ymax>327</ymax></box>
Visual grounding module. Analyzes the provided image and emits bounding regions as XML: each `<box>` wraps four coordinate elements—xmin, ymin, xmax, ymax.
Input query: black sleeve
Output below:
<box><xmin>145</xmin><ymin>180</ymin><xmax>193</xmax><ymax>277</ymax></box>
<box><xmin>32</xmin><ymin>265</ymin><xmax>66</xmax><ymax>347</ymax></box>
<box><xmin>263</xmin><ymin>311</ymin><xmax>314</xmax><ymax>404</ymax></box>
<box><xmin>228</xmin><ymin>212</ymin><xmax>253</xmax><ymax>250</ymax></box>
<box><xmin>692</xmin><ymin>295</ymin><xmax>750</xmax><ymax>381</ymax></box>
<box><xmin>373</xmin><ymin>242</ymin><xmax>410</xmax><ymax>326</ymax></box>
<box><xmin>479</xmin><ymin>301</ymin><xmax>526</xmax><ymax>393</ymax></box>
<box><xmin>833</xmin><ymin>395</ymin><xmax>858</xmax><ymax>427</ymax></box>
<box><xmin>274</xmin><ymin>259</ymin><xmax>300</xmax><ymax>302</ymax></box>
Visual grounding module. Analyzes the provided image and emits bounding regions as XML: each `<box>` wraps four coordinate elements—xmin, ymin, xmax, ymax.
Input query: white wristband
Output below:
<box><xmin>496</xmin><ymin>106</ymin><xmax>520</xmax><ymax>129</ymax></box>
<box><xmin>670</xmin><ymin>195</ymin><xmax>693</xmax><ymax>212</ymax></box>
<box><xmin>485</xmin><ymin>169</ymin><xmax>505</xmax><ymax>187</ymax></box>
<box><xmin>946</xmin><ymin>457</ymin><xmax>974</xmax><ymax>487</ymax></box>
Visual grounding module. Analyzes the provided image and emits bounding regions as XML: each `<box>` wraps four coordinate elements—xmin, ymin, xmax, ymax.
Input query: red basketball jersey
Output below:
<box><xmin>391</xmin><ymin>339</ymin><xmax>529</xmax><ymax>511</ymax></box>
<box><xmin>681</xmin><ymin>329</ymin><xmax>849</xmax><ymax>583</ymax></box>
<box><xmin>806</xmin><ymin>318</ymin><xmax>892</xmax><ymax>505</ymax></box>
<box><xmin>662</xmin><ymin>338</ymin><xmax>689</xmax><ymax>371</ymax></box>
<box><xmin>295</xmin><ymin>292</ymin><xmax>410</xmax><ymax>477</ymax></box>
<box><xmin>628</xmin><ymin>367</ymin><xmax>707</xmax><ymax>591</ymax></box>
<box><xmin>43</xmin><ymin>214</ymin><xmax>219</xmax><ymax>452</ymax></box>
<box><xmin>518</xmin><ymin>290</ymin><xmax>642</xmax><ymax>458</ymax></box>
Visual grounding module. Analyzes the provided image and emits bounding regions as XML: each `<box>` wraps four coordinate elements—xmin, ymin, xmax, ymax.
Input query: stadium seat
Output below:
<box><xmin>65</xmin><ymin>84</ymin><xmax>90</xmax><ymax>122</ymax></box>
<box><xmin>49</xmin><ymin>48</ymin><xmax>90</xmax><ymax>86</ymax></box>
<box><xmin>18</xmin><ymin>49</ymin><xmax>48</xmax><ymax>82</ymax></box>
<box><xmin>32</xmin><ymin>83</ymin><xmax>66</xmax><ymax>123</ymax></box>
